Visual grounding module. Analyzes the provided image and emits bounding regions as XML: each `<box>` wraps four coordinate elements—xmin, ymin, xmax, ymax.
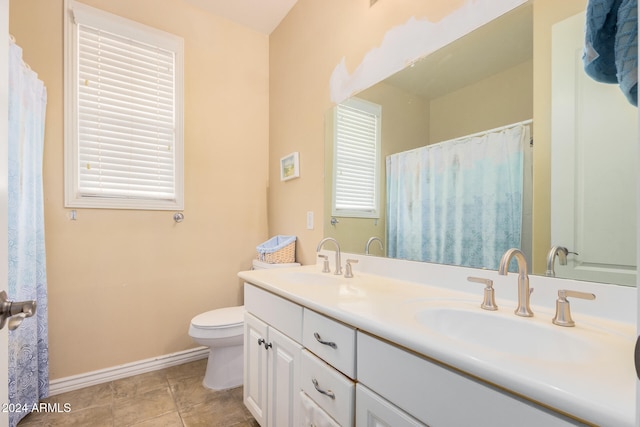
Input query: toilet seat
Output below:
<box><xmin>191</xmin><ymin>305</ymin><xmax>244</xmax><ymax>330</ymax></box>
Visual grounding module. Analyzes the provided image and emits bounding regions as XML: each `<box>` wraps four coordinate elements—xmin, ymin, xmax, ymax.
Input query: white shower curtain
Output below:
<box><xmin>386</xmin><ymin>124</ymin><xmax>529</xmax><ymax>270</ymax></box>
<box><xmin>8</xmin><ymin>40</ymin><xmax>49</xmax><ymax>427</ymax></box>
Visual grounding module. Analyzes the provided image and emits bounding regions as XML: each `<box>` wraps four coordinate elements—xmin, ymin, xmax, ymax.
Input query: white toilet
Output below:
<box><xmin>189</xmin><ymin>305</ymin><xmax>245</xmax><ymax>390</ymax></box>
<box><xmin>189</xmin><ymin>259</ymin><xmax>299</xmax><ymax>390</ymax></box>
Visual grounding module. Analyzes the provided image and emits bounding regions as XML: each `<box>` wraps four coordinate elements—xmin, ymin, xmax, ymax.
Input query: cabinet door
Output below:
<box><xmin>267</xmin><ymin>327</ymin><xmax>302</xmax><ymax>427</ymax></box>
<box><xmin>244</xmin><ymin>313</ymin><xmax>269</xmax><ymax>426</ymax></box>
<box><xmin>356</xmin><ymin>385</ymin><xmax>426</xmax><ymax>427</ymax></box>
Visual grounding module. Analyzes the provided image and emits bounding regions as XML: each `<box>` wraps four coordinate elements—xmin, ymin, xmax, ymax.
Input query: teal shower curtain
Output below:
<box><xmin>8</xmin><ymin>40</ymin><xmax>49</xmax><ymax>427</ymax></box>
<box><xmin>386</xmin><ymin>124</ymin><xmax>529</xmax><ymax>270</ymax></box>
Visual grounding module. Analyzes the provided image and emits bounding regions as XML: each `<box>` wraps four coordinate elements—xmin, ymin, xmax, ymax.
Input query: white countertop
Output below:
<box><xmin>238</xmin><ymin>258</ymin><xmax>637</xmax><ymax>427</ymax></box>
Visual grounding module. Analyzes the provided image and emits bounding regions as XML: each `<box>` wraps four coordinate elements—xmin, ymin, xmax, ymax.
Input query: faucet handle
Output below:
<box><xmin>344</xmin><ymin>259</ymin><xmax>358</xmax><ymax>278</ymax></box>
<box><xmin>318</xmin><ymin>254</ymin><xmax>331</xmax><ymax>273</ymax></box>
<box><xmin>467</xmin><ymin>276</ymin><xmax>498</xmax><ymax>311</ymax></box>
<box><xmin>552</xmin><ymin>289</ymin><xmax>596</xmax><ymax>327</ymax></box>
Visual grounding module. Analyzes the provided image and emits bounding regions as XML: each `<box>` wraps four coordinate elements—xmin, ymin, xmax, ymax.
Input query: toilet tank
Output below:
<box><xmin>252</xmin><ymin>259</ymin><xmax>300</xmax><ymax>270</ymax></box>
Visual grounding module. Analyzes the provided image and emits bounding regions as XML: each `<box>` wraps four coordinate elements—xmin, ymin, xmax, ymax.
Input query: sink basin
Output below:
<box><xmin>278</xmin><ymin>271</ymin><xmax>369</xmax><ymax>301</ymax></box>
<box><xmin>415</xmin><ymin>306</ymin><xmax>598</xmax><ymax>363</ymax></box>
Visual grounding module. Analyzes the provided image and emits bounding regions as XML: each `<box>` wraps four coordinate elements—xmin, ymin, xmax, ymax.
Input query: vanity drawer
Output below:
<box><xmin>303</xmin><ymin>308</ymin><xmax>356</xmax><ymax>378</ymax></box>
<box><xmin>244</xmin><ymin>283</ymin><xmax>303</xmax><ymax>342</ymax></box>
<box><xmin>357</xmin><ymin>332</ymin><xmax>587</xmax><ymax>427</ymax></box>
<box><xmin>301</xmin><ymin>349</ymin><xmax>355</xmax><ymax>427</ymax></box>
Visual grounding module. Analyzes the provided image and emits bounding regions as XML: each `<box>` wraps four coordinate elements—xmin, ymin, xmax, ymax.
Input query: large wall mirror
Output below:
<box><xmin>323</xmin><ymin>0</ymin><xmax>637</xmax><ymax>287</ymax></box>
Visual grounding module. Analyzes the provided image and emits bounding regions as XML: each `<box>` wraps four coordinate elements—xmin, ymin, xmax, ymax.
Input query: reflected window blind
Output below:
<box><xmin>333</xmin><ymin>99</ymin><xmax>381</xmax><ymax>217</ymax></box>
<box><xmin>77</xmin><ymin>24</ymin><xmax>176</xmax><ymax>201</ymax></box>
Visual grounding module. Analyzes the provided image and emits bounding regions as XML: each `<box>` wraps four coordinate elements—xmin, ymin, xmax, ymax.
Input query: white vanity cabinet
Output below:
<box><xmin>357</xmin><ymin>332</ymin><xmax>589</xmax><ymax>427</ymax></box>
<box><xmin>244</xmin><ymin>282</ymin><xmax>357</xmax><ymax>427</ymax></box>
<box><xmin>243</xmin><ymin>279</ymin><xmax>598</xmax><ymax>427</ymax></box>
<box><xmin>243</xmin><ymin>284</ymin><xmax>303</xmax><ymax>427</ymax></box>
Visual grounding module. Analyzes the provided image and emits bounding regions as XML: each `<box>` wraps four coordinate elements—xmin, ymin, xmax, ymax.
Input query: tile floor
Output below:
<box><xmin>17</xmin><ymin>359</ymin><xmax>259</xmax><ymax>427</ymax></box>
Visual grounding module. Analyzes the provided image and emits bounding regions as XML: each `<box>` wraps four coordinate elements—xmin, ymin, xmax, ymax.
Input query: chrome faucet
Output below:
<box><xmin>545</xmin><ymin>246</ymin><xmax>569</xmax><ymax>277</ymax></box>
<box><xmin>365</xmin><ymin>237</ymin><xmax>384</xmax><ymax>255</ymax></box>
<box><xmin>316</xmin><ymin>237</ymin><xmax>342</xmax><ymax>275</ymax></box>
<box><xmin>498</xmin><ymin>248</ymin><xmax>533</xmax><ymax>317</ymax></box>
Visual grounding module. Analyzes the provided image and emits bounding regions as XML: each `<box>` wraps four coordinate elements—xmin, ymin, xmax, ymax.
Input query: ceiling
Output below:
<box><xmin>183</xmin><ymin>0</ymin><xmax>299</xmax><ymax>34</ymax></box>
<box><xmin>385</xmin><ymin>3</ymin><xmax>533</xmax><ymax>100</ymax></box>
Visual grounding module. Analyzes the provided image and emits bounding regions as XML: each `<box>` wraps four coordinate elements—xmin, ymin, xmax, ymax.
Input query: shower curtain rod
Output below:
<box><xmin>395</xmin><ymin>119</ymin><xmax>534</xmax><ymax>156</ymax></box>
<box><xmin>457</xmin><ymin>118</ymin><xmax>532</xmax><ymax>141</ymax></box>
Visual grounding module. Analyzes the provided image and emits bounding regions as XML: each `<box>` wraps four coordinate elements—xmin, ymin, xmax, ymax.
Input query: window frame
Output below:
<box><xmin>64</xmin><ymin>0</ymin><xmax>184</xmax><ymax>210</ymax></box>
<box><xmin>332</xmin><ymin>97</ymin><xmax>382</xmax><ymax>219</ymax></box>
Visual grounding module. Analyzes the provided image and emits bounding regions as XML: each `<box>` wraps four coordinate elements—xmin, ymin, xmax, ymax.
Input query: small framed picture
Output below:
<box><xmin>280</xmin><ymin>152</ymin><xmax>300</xmax><ymax>181</ymax></box>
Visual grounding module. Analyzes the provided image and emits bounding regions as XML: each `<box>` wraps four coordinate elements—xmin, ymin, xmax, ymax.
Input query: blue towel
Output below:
<box><xmin>584</xmin><ymin>0</ymin><xmax>638</xmax><ymax>105</ymax></box>
<box><xmin>616</xmin><ymin>0</ymin><xmax>638</xmax><ymax>104</ymax></box>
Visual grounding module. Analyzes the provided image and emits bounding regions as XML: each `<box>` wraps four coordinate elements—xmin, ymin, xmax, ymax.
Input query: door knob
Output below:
<box><xmin>0</xmin><ymin>291</ymin><xmax>36</xmax><ymax>331</ymax></box>
<box><xmin>635</xmin><ymin>335</ymin><xmax>640</xmax><ymax>381</ymax></box>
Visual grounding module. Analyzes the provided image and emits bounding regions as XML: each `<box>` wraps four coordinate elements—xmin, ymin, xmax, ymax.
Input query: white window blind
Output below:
<box><xmin>333</xmin><ymin>98</ymin><xmax>381</xmax><ymax>218</ymax></box>
<box><xmin>65</xmin><ymin>1</ymin><xmax>184</xmax><ymax>210</ymax></box>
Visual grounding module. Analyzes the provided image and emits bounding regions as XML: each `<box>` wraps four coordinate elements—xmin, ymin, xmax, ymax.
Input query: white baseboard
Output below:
<box><xmin>49</xmin><ymin>346</ymin><xmax>209</xmax><ymax>396</ymax></box>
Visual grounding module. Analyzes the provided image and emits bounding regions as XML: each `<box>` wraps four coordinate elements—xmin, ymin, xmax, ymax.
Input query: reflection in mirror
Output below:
<box><xmin>385</xmin><ymin>122</ymin><xmax>531</xmax><ymax>271</ymax></box>
<box><xmin>365</xmin><ymin>236</ymin><xmax>384</xmax><ymax>256</ymax></box>
<box><xmin>323</xmin><ymin>2</ymin><xmax>637</xmax><ymax>286</ymax></box>
<box><xmin>550</xmin><ymin>11</ymin><xmax>637</xmax><ymax>286</ymax></box>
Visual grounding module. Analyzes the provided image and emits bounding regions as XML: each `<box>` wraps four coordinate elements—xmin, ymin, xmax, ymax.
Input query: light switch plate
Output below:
<box><xmin>306</xmin><ymin>211</ymin><xmax>314</xmax><ymax>230</ymax></box>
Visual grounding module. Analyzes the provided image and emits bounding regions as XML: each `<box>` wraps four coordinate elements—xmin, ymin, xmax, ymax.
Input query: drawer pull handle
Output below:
<box><xmin>314</xmin><ymin>332</ymin><xmax>337</xmax><ymax>349</ymax></box>
<box><xmin>312</xmin><ymin>378</ymin><xmax>335</xmax><ymax>400</ymax></box>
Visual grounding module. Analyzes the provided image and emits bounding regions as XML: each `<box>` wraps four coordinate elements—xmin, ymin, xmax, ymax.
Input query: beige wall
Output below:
<box><xmin>269</xmin><ymin>0</ymin><xmax>468</xmax><ymax>265</ymax></box>
<box><xmin>10</xmin><ymin>0</ymin><xmax>269</xmax><ymax>379</ymax></box>
<box><xmin>430</xmin><ymin>59</ymin><xmax>533</xmax><ymax>143</ymax></box>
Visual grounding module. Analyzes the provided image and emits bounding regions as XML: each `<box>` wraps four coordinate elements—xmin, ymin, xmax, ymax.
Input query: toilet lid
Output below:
<box><xmin>191</xmin><ymin>306</ymin><xmax>244</xmax><ymax>329</ymax></box>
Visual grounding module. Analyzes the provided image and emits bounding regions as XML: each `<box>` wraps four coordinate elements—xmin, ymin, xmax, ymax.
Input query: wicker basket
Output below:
<box><xmin>256</xmin><ymin>235</ymin><xmax>296</xmax><ymax>263</ymax></box>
